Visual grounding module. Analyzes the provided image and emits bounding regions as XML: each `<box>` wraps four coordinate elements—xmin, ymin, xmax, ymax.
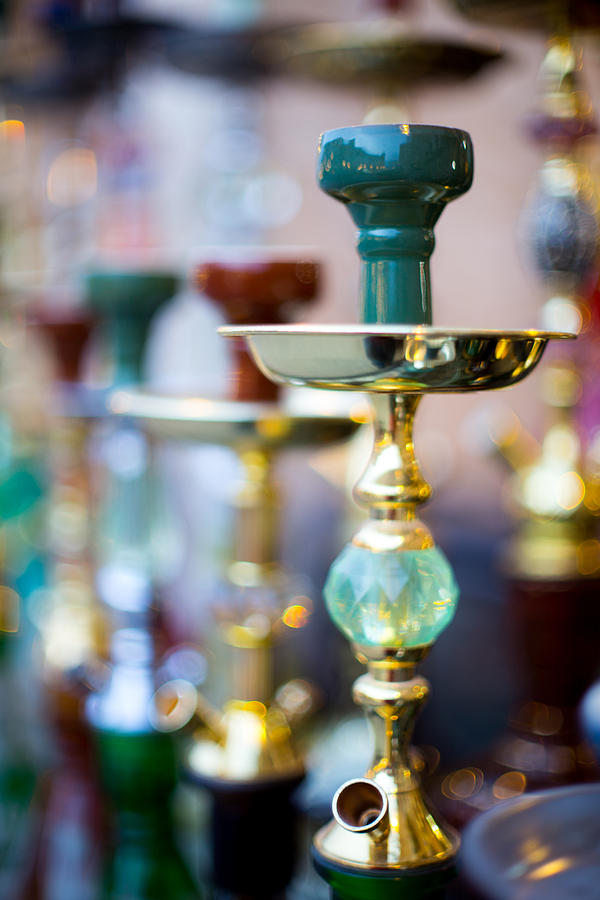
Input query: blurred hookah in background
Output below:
<box><xmin>159</xmin><ymin>0</ymin><xmax>304</xmax><ymax>246</ymax></box>
<box><xmin>0</xmin><ymin>0</ymin><xmax>173</xmax><ymax>293</ymax></box>
<box><xmin>263</xmin><ymin>0</ymin><xmax>503</xmax><ymax>124</ymax></box>
<box><xmin>31</xmin><ymin>310</ymin><xmax>100</xmax><ymax>733</ymax></box>
<box><xmin>0</xmin><ymin>321</ymin><xmax>50</xmax><ymax>895</ymax></box>
<box><xmin>438</xmin><ymin>4</ymin><xmax>600</xmax><ymax>824</ymax></box>
<box><xmin>156</xmin><ymin>0</ymin><xmax>504</xmax><ymax>255</ymax></box>
<box><xmin>0</xmin><ymin>90</ymin><xmax>62</xmax><ymax>896</ymax></box>
<box><xmin>22</xmin><ymin>308</ymin><xmax>107</xmax><ymax>900</ymax></box>
<box><xmin>13</xmin><ymin>266</ymin><xmax>202</xmax><ymax>899</ymax></box>
<box><xmin>111</xmin><ymin>252</ymin><xmax>360</xmax><ymax>897</ymax></box>
<box><xmin>15</xmin><ymin>274</ymin><xmax>197</xmax><ymax>900</ymax></box>
<box><xmin>80</xmin><ymin>270</ymin><xmax>205</xmax><ymax>900</ymax></box>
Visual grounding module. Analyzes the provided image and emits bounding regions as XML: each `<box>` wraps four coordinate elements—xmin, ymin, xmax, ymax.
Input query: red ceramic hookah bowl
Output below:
<box><xmin>193</xmin><ymin>255</ymin><xmax>320</xmax><ymax>402</ymax></box>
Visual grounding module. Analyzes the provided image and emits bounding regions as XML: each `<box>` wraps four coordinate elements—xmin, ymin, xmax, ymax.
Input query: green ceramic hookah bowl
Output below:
<box><xmin>85</xmin><ymin>269</ymin><xmax>179</xmax><ymax>386</ymax></box>
<box><xmin>318</xmin><ymin>124</ymin><xmax>472</xmax><ymax>325</ymax></box>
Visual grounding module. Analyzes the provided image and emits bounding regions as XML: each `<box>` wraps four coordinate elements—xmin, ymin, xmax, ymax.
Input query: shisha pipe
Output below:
<box><xmin>222</xmin><ymin>124</ymin><xmax>569</xmax><ymax>900</ymax></box>
<box><xmin>79</xmin><ymin>271</ymin><xmax>203</xmax><ymax>899</ymax></box>
<box><xmin>22</xmin><ymin>307</ymin><xmax>191</xmax><ymax>898</ymax></box>
<box><xmin>29</xmin><ymin>308</ymin><xmax>101</xmax><ymax>753</ymax></box>
<box><xmin>434</xmin><ymin>6</ymin><xmax>600</xmax><ymax>826</ymax></box>
<box><xmin>22</xmin><ymin>307</ymin><xmax>106</xmax><ymax>900</ymax></box>
<box><xmin>110</xmin><ymin>251</ymin><xmax>360</xmax><ymax>897</ymax></box>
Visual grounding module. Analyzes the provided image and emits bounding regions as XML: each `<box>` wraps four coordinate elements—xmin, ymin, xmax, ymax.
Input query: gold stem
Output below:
<box><xmin>230</xmin><ymin>642</ymin><xmax>272</xmax><ymax>705</ymax></box>
<box><xmin>353</xmin><ymin>393</ymin><xmax>431</xmax><ymax>518</ymax></box>
<box><xmin>231</xmin><ymin>448</ymin><xmax>278</xmax><ymax>568</ymax></box>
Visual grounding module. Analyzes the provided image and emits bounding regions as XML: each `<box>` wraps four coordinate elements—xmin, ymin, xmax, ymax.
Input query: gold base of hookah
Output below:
<box><xmin>315</xmin><ymin>653</ymin><xmax>459</xmax><ymax>872</ymax></box>
<box><xmin>187</xmin><ymin>709</ymin><xmax>305</xmax><ymax>785</ymax></box>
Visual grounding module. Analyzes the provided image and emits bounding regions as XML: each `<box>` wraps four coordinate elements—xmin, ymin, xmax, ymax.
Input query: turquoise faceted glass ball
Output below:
<box><xmin>323</xmin><ymin>543</ymin><xmax>459</xmax><ymax>649</ymax></box>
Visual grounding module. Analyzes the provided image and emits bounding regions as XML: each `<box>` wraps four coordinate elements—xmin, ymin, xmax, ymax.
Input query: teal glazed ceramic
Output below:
<box><xmin>317</xmin><ymin>124</ymin><xmax>473</xmax><ymax>325</ymax></box>
<box><xmin>85</xmin><ymin>270</ymin><xmax>179</xmax><ymax>386</ymax></box>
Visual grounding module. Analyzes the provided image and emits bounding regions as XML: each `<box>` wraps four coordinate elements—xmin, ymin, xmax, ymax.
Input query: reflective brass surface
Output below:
<box><xmin>229</xmin><ymin>448</ymin><xmax>279</xmax><ymax>577</ymax></box>
<box><xmin>333</xmin><ymin>779</ymin><xmax>390</xmax><ymax>840</ymax></box>
<box><xmin>353</xmin><ymin>395</ymin><xmax>431</xmax><ymax>533</ymax></box>
<box><xmin>492</xmin><ymin>359</ymin><xmax>600</xmax><ymax>579</ymax></box>
<box><xmin>220</xmin><ymin>325</ymin><xmax>572</xmax><ymax>393</ymax></box>
<box><xmin>110</xmin><ymin>390</ymin><xmax>359</xmax><ymax>448</ymax></box>
<box><xmin>534</xmin><ymin>35</ymin><xmax>594</xmax><ymax>127</ymax></box>
<box><xmin>187</xmin><ymin>695</ymin><xmax>305</xmax><ymax>782</ymax></box>
<box><xmin>314</xmin><ymin>666</ymin><xmax>459</xmax><ymax>870</ymax></box>
<box><xmin>188</xmin><ymin>586</ymin><xmax>312</xmax><ymax>782</ymax></box>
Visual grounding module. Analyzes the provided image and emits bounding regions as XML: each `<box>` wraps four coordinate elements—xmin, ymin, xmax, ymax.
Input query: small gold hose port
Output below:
<box><xmin>332</xmin><ymin>778</ymin><xmax>389</xmax><ymax>842</ymax></box>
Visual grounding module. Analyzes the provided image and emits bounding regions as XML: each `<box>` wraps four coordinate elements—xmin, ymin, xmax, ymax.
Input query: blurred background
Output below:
<box><xmin>0</xmin><ymin>0</ymin><xmax>598</xmax><ymax>898</ymax></box>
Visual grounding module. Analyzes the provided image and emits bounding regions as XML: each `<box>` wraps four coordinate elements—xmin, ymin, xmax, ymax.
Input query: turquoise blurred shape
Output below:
<box><xmin>324</xmin><ymin>543</ymin><xmax>459</xmax><ymax>648</ymax></box>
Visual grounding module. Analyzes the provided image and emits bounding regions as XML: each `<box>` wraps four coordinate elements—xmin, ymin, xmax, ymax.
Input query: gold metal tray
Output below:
<box><xmin>110</xmin><ymin>391</ymin><xmax>360</xmax><ymax>448</ymax></box>
<box><xmin>219</xmin><ymin>325</ymin><xmax>573</xmax><ymax>393</ymax></box>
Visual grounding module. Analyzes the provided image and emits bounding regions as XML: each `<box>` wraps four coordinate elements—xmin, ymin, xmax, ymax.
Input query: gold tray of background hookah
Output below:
<box><xmin>450</xmin><ymin>0</ymin><xmax>600</xmax><ymax>30</ymax></box>
<box><xmin>261</xmin><ymin>21</ymin><xmax>503</xmax><ymax>85</ymax></box>
<box><xmin>110</xmin><ymin>391</ymin><xmax>360</xmax><ymax>448</ymax></box>
<box><xmin>220</xmin><ymin>325</ymin><xmax>573</xmax><ymax>393</ymax></box>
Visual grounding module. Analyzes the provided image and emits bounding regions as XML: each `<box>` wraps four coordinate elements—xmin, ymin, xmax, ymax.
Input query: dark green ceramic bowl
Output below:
<box><xmin>84</xmin><ymin>269</ymin><xmax>179</xmax><ymax>385</ymax></box>
<box><xmin>85</xmin><ymin>270</ymin><xmax>179</xmax><ymax>317</ymax></box>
